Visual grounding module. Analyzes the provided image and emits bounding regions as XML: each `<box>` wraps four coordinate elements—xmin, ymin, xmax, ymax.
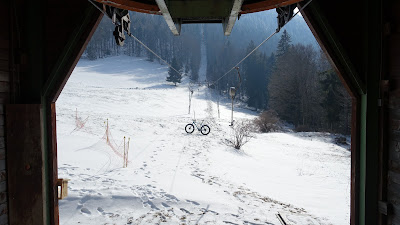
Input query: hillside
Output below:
<box><xmin>56</xmin><ymin>56</ymin><xmax>350</xmax><ymax>225</ymax></box>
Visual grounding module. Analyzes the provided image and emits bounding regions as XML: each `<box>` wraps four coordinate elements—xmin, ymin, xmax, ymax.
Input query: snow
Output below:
<box><xmin>57</xmin><ymin>55</ymin><xmax>350</xmax><ymax>225</ymax></box>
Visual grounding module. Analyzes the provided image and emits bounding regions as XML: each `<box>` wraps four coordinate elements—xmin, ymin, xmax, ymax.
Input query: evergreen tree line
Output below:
<box><xmin>85</xmin><ymin>13</ymin><xmax>350</xmax><ymax>134</ymax></box>
<box><xmin>207</xmin><ymin>30</ymin><xmax>351</xmax><ymax>134</ymax></box>
<box><xmin>84</xmin><ymin>12</ymin><xmax>202</xmax><ymax>82</ymax></box>
<box><xmin>269</xmin><ymin>30</ymin><xmax>351</xmax><ymax>134</ymax></box>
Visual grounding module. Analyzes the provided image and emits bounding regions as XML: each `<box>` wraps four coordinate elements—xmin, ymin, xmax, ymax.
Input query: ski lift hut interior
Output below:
<box><xmin>0</xmin><ymin>0</ymin><xmax>398</xmax><ymax>224</ymax></box>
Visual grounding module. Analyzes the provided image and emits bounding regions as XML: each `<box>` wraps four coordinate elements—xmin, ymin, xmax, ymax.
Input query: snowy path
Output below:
<box><xmin>57</xmin><ymin>56</ymin><xmax>350</xmax><ymax>225</ymax></box>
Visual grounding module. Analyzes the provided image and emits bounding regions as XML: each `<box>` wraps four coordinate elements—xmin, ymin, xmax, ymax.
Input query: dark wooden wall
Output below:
<box><xmin>385</xmin><ymin>1</ymin><xmax>400</xmax><ymax>224</ymax></box>
<box><xmin>2</xmin><ymin>1</ymin><xmax>101</xmax><ymax>224</ymax></box>
<box><xmin>0</xmin><ymin>0</ymin><xmax>398</xmax><ymax>224</ymax></box>
<box><xmin>0</xmin><ymin>1</ymin><xmax>11</xmax><ymax>224</ymax></box>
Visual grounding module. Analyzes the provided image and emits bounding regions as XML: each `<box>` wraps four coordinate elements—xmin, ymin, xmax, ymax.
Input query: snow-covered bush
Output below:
<box><xmin>226</xmin><ymin>120</ymin><xmax>253</xmax><ymax>150</ymax></box>
<box><xmin>253</xmin><ymin>110</ymin><xmax>281</xmax><ymax>133</ymax></box>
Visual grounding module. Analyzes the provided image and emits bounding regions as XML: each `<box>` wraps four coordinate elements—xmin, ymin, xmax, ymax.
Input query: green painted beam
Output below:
<box><xmin>360</xmin><ymin>94</ymin><xmax>367</xmax><ymax>225</ymax></box>
<box><xmin>362</xmin><ymin>0</ymin><xmax>382</xmax><ymax>224</ymax></box>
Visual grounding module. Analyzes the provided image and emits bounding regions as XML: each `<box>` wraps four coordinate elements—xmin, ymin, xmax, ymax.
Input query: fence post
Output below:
<box><xmin>123</xmin><ymin>136</ymin><xmax>126</xmax><ymax>168</ymax></box>
<box><xmin>126</xmin><ymin>138</ymin><xmax>130</xmax><ymax>167</ymax></box>
<box><xmin>106</xmin><ymin>119</ymin><xmax>109</xmax><ymax>144</ymax></box>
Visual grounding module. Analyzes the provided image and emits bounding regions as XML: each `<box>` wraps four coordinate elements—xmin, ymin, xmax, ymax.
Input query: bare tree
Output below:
<box><xmin>254</xmin><ymin>110</ymin><xmax>281</xmax><ymax>132</ymax></box>
<box><xmin>225</xmin><ymin>120</ymin><xmax>254</xmax><ymax>150</ymax></box>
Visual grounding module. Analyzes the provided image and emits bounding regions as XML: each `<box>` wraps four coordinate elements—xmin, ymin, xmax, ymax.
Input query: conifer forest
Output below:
<box><xmin>84</xmin><ymin>11</ymin><xmax>351</xmax><ymax>134</ymax></box>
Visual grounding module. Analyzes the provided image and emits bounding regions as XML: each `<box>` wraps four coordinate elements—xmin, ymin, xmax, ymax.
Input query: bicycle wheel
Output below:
<box><xmin>185</xmin><ymin>124</ymin><xmax>195</xmax><ymax>133</ymax></box>
<box><xmin>200</xmin><ymin>125</ymin><xmax>210</xmax><ymax>135</ymax></box>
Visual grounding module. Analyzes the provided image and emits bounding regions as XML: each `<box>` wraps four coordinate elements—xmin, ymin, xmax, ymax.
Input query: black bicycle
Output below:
<box><xmin>185</xmin><ymin>119</ymin><xmax>210</xmax><ymax>135</ymax></box>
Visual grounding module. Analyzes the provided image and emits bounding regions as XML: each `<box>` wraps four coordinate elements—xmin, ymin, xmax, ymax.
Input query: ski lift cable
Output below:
<box><xmin>209</xmin><ymin>0</ymin><xmax>313</xmax><ymax>88</ymax></box>
<box><xmin>88</xmin><ymin>0</ymin><xmax>184</xmax><ymax>78</ymax></box>
<box><xmin>89</xmin><ymin>0</ymin><xmax>312</xmax><ymax>87</ymax></box>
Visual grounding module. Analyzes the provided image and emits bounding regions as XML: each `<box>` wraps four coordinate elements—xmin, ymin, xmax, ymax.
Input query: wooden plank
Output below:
<box><xmin>389</xmin><ymin>96</ymin><xmax>400</xmax><ymax>109</ymax></box>
<box><xmin>0</xmin><ymin>72</ymin><xmax>8</xmax><ymax>82</ymax></box>
<box><xmin>0</xmin><ymin>170</ymin><xmax>6</xmax><ymax>183</ymax></box>
<box><xmin>0</xmin><ymin>126</ymin><xmax>5</xmax><ymax>138</ymax></box>
<box><xmin>0</xmin><ymin>214</ymin><xmax>7</xmax><ymax>225</ymax></box>
<box><xmin>389</xmin><ymin>130</ymin><xmax>400</xmax><ymax>142</ymax></box>
<box><xmin>388</xmin><ymin>142</ymin><xmax>400</xmax><ymax>171</ymax></box>
<box><xmin>0</xmin><ymin>161</ymin><xmax>5</xmax><ymax>172</ymax></box>
<box><xmin>390</xmin><ymin>119</ymin><xmax>400</xmax><ymax>131</ymax></box>
<box><xmin>389</xmin><ymin>140</ymin><xmax>400</xmax><ymax>172</ymax></box>
<box><xmin>0</xmin><ymin>203</ymin><xmax>7</xmax><ymax>217</ymax></box>
<box><xmin>389</xmin><ymin>109</ymin><xmax>400</xmax><ymax>120</ymax></box>
<box><xmin>378</xmin><ymin>201</ymin><xmax>392</xmax><ymax>216</ymax></box>
<box><xmin>0</xmin><ymin>138</ymin><xmax>4</xmax><ymax>149</ymax></box>
<box><xmin>388</xmin><ymin>35</ymin><xmax>400</xmax><ymax>76</ymax></box>
<box><xmin>241</xmin><ymin>0</ymin><xmax>302</xmax><ymax>14</ymax></box>
<box><xmin>0</xmin><ymin>41</ymin><xmax>8</xmax><ymax>49</ymax></box>
<box><xmin>390</xmin><ymin>204</ymin><xmax>400</xmax><ymax>224</ymax></box>
<box><xmin>0</xmin><ymin>182</ymin><xmax>5</xmax><ymax>193</ymax></box>
<box><xmin>0</xmin><ymin>61</ymin><xmax>8</xmax><ymax>72</ymax></box>
<box><xmin>6</xmin><ymin>104</ymin><xmax>45</xmax><ymax>225</ymax></box>
<box><xmin>49</xmin><ymin>103</ymin><xmax>59</xmax><ymax>225</ymax></box>
<box><xmin>0</xmin><ymin>49</ymin><xmax>8</xmax><ymax>61</ymax></box>
<box><xmin>0</xmin><ymin>193</ymin><xmax>6</xmax><ymax>207</ymax></box>
<box><xmin>0</xmin><ymin>93</ymin><xmax>10</xmax><ymax>104</ymax></box>
<box><xmin>0</xmin><ymin>82</ymin><xmax>10</xmax><ymax>93</ymax></box>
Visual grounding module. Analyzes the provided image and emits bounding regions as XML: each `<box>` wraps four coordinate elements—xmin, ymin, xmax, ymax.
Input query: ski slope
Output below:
<box><xmin>56</xmin><ymin>55</ymin><xmax>350</xmax><ymax>225</ymax></box>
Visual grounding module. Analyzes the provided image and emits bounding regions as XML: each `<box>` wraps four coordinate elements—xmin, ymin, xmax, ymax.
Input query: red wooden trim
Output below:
<box><xmin>94</xmin><ymin>0</ymin><xmax>161</xmax><ymax>15</ymax></box>
<box><xmin>241</xmin><ymin>0</ymin><xmax>303</xmax><ymax>14</ymax></box>
<box><xmin>49</xmin><ymin>103</ymin><xmax>59</xmax><ymax>225</ymax></box>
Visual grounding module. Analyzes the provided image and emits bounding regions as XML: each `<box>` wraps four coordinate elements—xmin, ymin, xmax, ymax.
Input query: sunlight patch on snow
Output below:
<box><xmin>57</xmin><ymin>55</ymin><xmax>349</xmax><ymax>225</ymax></box>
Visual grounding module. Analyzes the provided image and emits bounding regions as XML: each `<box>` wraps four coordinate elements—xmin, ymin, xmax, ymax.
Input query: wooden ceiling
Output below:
<box><xmin>93</xmin><ymin>0</ymin><xmax>303</xmax><ymax>15</ymax></box>
<box><xmin>94</xmin><ymin>0</ymin><xmax>303</xmax><ymax>35</ymax></box>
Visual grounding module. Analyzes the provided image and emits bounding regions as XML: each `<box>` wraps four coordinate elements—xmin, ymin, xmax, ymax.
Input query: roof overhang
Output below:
<box><xmin>93</xmin><ymin>0</ymin><xmax>304</xmax><ymax>35</ymax></box>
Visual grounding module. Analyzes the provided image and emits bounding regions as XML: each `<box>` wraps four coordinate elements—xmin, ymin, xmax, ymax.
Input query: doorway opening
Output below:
<box><xmin>56</xmin><ymin>8</ymin><xmax>351</xmax><ymax>225</ymax></box>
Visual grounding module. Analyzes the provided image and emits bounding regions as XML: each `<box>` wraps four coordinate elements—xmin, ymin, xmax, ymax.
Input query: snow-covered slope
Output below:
<box><xmin>57</xmin><ymin>56</ymin><xmax>350</xmax><ymax>225</ymax></box>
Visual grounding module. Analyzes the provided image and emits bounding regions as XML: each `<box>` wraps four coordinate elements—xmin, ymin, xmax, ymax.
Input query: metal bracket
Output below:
<box><xmin>57</xmin><ymin>178</ymin><xmax>70</xmax><ymax>200</ymax></box>
<box><xmin>276</xmin><ymin>4</ymin><xmax>297</xmax><ymax>32</ymax></box>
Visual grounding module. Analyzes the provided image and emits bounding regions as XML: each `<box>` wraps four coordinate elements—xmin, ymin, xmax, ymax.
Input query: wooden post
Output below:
<box><xmin>217</xmin><ymin>95</ymin><xmax>220</xmax><ymax>118</ymax></box>
<box><xmin>188</xmin><ymin>90</ymin><xmax>191</xmax><ymax>114</ymax></box>
<box><xmin>106</xmin><ymin>119</ymin><xmax>109</xmax><ymax>144</ymax></box>
<box><xmin>126</xmin><ymin>138</ymin><xmax>130</xmax><ymax>167</ymax></box>
<box><xmin>231</xmin><ymin>97</ymin><xmax>233</xmax><ymax>126</ymax></box>
<box><xmin>123</xmin><ymin>136</ymin><xmax>126</xmax><ymax>168</ymax></box>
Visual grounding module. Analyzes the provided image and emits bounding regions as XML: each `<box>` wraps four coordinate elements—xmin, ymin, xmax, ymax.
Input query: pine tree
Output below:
<box><xmin>320</xmin><ymin>69</ymin><xmax>345</xmax><ymax>131</ymax></box>
<box><xmin>243</xmin><ymin>41</ymin><xmax>269</xmax><ymax>110</ymax></box>
<box><xmin>166</xmin><ymin>57</ymin><xmax>182</xmax><ymax>86</ymax></box>
<box><xmin>276</xmin><ymin>30</ymin><xmax>291</xmax><ymax>58</ymax></box>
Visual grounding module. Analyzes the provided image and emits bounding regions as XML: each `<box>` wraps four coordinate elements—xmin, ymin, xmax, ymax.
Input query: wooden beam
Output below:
<box><xmin>301</xmin><ymin>1</ymin><xmax>366</xmax><ymax>96</ymax></box>
<box><xmin>42</xmin><ymin>5</ymin><xmax>103</xmax><ymax>102</ymax></box>
<box><xmin>94</xmin><ymin>0</ymin><xmax>160</xmax><ymax>15</ymax></box>
<box><xmin>241</xmin><ymin>0</ymin><xmax>302</xmax><ymax>14</ymax></box>
<box><xmin>6</xmin><ymin>104</ymin><xmax>46</xmax><ymax>225</ymax></box>
<box><xmin>155</xmin><ymin>0</ymin><xmax>181</xmax><ymax>36</ymax></box>
<box><xmin>223</xmin><ymin>0</ymin><xmax>244</xmax><ymax>36</ymax></box>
